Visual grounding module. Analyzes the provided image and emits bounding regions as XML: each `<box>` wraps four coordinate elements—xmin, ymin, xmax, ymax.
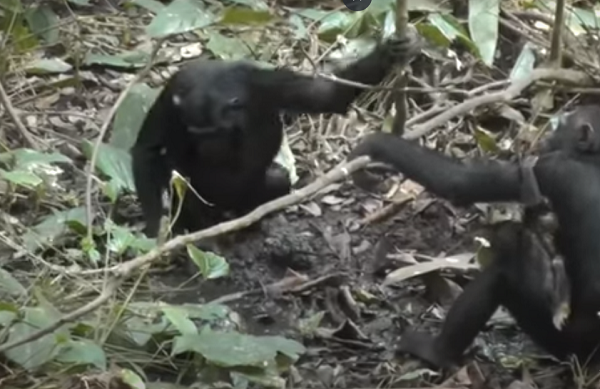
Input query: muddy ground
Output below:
<box><xmin>148</xmin><ymin>176</ymin><xmax>574</xmax><ymax>389</ymax></box>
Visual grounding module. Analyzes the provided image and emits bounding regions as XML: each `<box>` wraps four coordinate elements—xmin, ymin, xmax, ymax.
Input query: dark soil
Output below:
<box><xmin>148</xmin><ymin>180</ymin><xmax>574</xmax><ymax>388</ymax></box>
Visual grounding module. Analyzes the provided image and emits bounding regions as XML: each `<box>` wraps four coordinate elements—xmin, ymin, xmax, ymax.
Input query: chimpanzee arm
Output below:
<box><xmin>348</xmin><ymin>132</ymin><xmax>524</xmax><ymax>205</ymax></box>
<box><xmin>250</xmin><ymin>36</ymin><xmax>418</xmax><ymax>115</ymax></box>
<box><xmin>131</xmin><ymin>90</ymin><xmax>175</xmax><ymax>238</ymax></box>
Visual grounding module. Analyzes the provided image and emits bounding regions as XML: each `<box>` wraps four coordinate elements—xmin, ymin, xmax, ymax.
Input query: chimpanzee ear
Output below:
<box><xmin>577</xmin><ymin>122</ymin><xmax>596</xmax><ymax>151</ymax></box>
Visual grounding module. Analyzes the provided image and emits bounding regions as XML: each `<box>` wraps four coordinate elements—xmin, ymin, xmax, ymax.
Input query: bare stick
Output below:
<box><xmin>391</xmin><ymin>0</ymin><xmax>409</xmax><ymax>136</ymax></box>
<box><xmin>549</xmin><ymin>0</ymin><xmax>565</xmax><ymax>66</ymax></box>
<box><xmin>0</xmin><ymin>81</ymin><xmax>39</xmax><ymax>149</ymax></box>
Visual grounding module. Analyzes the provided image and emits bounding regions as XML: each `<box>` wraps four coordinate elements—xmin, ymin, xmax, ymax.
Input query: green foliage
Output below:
<box><xmin>205</xmin><ymin>30</ymin><xmax>252</xmax><ymax>60</ymax></box>
<box><xmin>83</xmin><ymin>50</ymin><xmax>152</xmax><ymax>69</ymax></box>
<box><xmin>21</xmin><ymin>207</ymin><xmax>88</xmax><ymax>252</ymax></box>
<box><xmin>468</xmin><ymin>0</ymin><xmax>500</xmax><ymax>66</ymax></box>
<box><xmin>0</xmin><ymin>148</ymin><xmax>71</xmax><ymax>191</ymax></box>
<box><xmin>81</xmin><ymin>141</ymin><xmax>136</xmax><ymax>194</ymax></box>
<box><xmin>510</xmin><ymin>42</ymin><xmax>536</xmax><ymax>82</ymax></box>
<box><xmin>111</xmin><ymin>83</ymin><xmax>162</xmax><ymax>150</ymax></box>
<box><xmin>146</xmin><ymin>0</ymin><xmax>215</xmax><ymax>38</ymax></box>
<box><xmin>25</xmin><ymin>58</ymin><xmax>72</xmax><ymax>74</ymax></box>
<box><xmin>24</xmin><ymin>5</ymin><xmax>59</xmax><ymax>45</ymax></box>
<box><xmin>187</xmin><ymin>245</ymin><xmax>230</xmax><ymax>279</ymax></box>
<box><xmin>0</xmin><ymin>268</ymin><xmax>27</xmax><ymax>298</ymax></box>
<box><xmin>4</xmin><ymin>306</ymin><xmax>71</xmax><ymax>370</ymax></box>
<box><xmin>129</xmin><ymin>0</ymin><xmax>166</xmax><ymax>14</ymax></box>
<box><xmin>220</xmin><ymin>7</ymin><xmax>275</xmax><ymax>25</ymax></box>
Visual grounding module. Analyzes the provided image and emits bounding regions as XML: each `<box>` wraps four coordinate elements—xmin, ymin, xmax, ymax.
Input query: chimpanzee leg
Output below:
<box><xmin>399</xmin><ymin>222</ymin><xmax>572</xmax><ymax>367</ymax></box>
<box><xmin>398</xmin><ymin>266</ymin><xmax>503</xmax><ymax>368</ymax></box>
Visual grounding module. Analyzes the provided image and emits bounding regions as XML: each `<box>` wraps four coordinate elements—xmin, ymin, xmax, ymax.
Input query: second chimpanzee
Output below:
<box><xmin>131</xmin><ymin>34</ymin><xmax>420</xmax><ymax>238</ymax></box>
<box><xmin>347</xmin><ymin>105</ymin><xmax>600</xmax><ymax>367</ymax></box>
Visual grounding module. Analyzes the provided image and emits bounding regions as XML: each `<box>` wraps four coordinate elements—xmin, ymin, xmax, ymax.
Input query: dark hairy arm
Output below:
<box><xmin>250</xmin><ymin>36</ymin><xmax>419</xmax><ymax>115</ymax></box>
<box><xmin>348</xmin><ymin>132</ymin><xmax>523</xmax><ymax>205</ymax></box>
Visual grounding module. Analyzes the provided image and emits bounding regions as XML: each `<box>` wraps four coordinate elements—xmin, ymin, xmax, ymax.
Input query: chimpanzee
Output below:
<box><xmin>347</xmin><ymin>105</ymin><xmax>600</xmax><ymax>367</ymax></box>
<box><xmin>131</xmin><ymin>35</ymin><xmax>420</xmax><ymax>238</ymax></box>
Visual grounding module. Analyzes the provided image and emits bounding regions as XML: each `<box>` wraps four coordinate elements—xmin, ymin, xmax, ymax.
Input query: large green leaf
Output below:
<box><xmin>510</xmin><ymin>42</ymin><xmax>536</xmax><ymax>82</ymax></box>
<box><xmin>81</xmin><ymin>141</ymin><xmax>135</xmax><ymax>193</ymax></box>
<box><xmin>83</xmin><ymin>50</ymin><xmax>151</xmax><ymax>69</ymax></box>
<box><xmin>111</xmin><ymin>83</ymin><xmax>162</xmax><ymax>150</ymax></box>
<box><xmin>206</xmin><ymin>31</ymin><xmax>252</xmax><ymax>60</ymax></box>
<box><xmin>24</xmin><ymin>5</ymin><xmax>59</xmax><ymax>44</ymax></box>
<box><xmin>172</xmin><ymin>329</ymin><xmax>305</xmax><ymax>368</ymax></box>
<box><xmin>4</xmin><ymin>306</ymin><xmax>70</xmax><ymax>370</ymax></box>
<box><xmin>146</xmin><ymin>0</ymin><xmax>215</xmax><ymax>38</ymax></box>
<box><xmin>56</xmin><ymin>339</ymin><xmax>107</xmax><ymax>370</ymax></box>
<box><xmin>220</xmin><ymin>6</ymin><xmax>275</xmax><ymax>25</ymax></box>
<box><xmin>468</xmin><ymin>0</ymin><xmax>500</xmax><ymax>66</ymax></box>
<box><xmin>187</xmin><ymin>245</ymin><xmax>230</xmax><ymax>279</ymax></box>
<box><xmin>22</xmin><ymin>207</ymin><xmax>88</xmax><ymax>252</ymax></box>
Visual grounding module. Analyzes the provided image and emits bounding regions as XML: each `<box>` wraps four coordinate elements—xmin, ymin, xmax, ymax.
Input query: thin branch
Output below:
<box><xmin>548</xmin><ymin>0</ymin><xmax>566</xmax><ymax>66</ymax></box>
<box><xmin>391</xmin><ymin>0</ymin><xmax>409</xmax><ymax>135</ymax></box>
<box><xmin>404</xmin><ymin>68</ymin><xmax>592</xmax><ymax>140</ymax></box>
<box><xmin>0</xmin><ymin>81</ymin><xmax>39</xmax><ymax>149</ymax></box>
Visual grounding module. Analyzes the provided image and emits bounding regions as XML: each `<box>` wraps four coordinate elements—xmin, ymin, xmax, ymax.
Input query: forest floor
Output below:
<box><xmin>1</xmin><ymin>1</ymin><xmax>600</xmax><ymax>389</ymax></box>
<box><xmin>151</xmin><ymin>177</ymin><xmax>575</xmax><ymax>389</ymax></box>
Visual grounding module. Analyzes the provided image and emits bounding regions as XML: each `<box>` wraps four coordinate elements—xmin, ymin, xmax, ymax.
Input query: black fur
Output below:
<box><xmin>132</xmin><ymin>36</ymin><xmax>419</xmax><ymax>238</ymax></box>
<box><xmin>348</xmin><ymin>105</ymin><xmax>600</xmax><ymax>367</ymax></box>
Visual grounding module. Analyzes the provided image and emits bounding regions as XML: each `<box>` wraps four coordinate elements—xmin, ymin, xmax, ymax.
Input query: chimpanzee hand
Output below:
<box><xmin>348</xmin><ymin>132</ymin><xmax>391</xmax><ymax>162</ymax></box>
<box><xmin>346</xmin><ymin>132</ymin><xmax>394</xmax><ymax>191</ymax></box>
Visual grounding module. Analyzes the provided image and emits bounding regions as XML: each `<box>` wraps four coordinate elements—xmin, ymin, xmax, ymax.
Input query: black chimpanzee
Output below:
<box><xmin>131</xmin><ymin>35</ymin><xmax>420</xmax><ymax>238</ymax></box>
<box><xmin>347</xmin><ymin>105</ymin><xmax>600</xmax><ymax>367</ymax></box>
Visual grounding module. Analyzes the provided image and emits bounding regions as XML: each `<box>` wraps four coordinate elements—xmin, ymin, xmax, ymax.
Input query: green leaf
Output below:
<box><xmin>220</xmin><ymin>7</ymin><xmax>275</xmax><ymax>25</ymax></box>
<box><xmin>416</xmin><ymin>23</ymin><xmax>452</xmax><ymax>48</ymax></box>
<box><xmin>120</xmin><ymin>369</ymin><xmax>146</xmax><ymax>389</ymax></box>
<box><xmin>468</xmin><ymin>0</ymin><xmax>500</xmax><ymax>66</ymax></box>
<box><xmin>427</xmin><ymin>13</ymin><xmax>467</xmax><ymax>42</ymax></box>
<box><xmin>161</xmin><ymin>305</ymin><xmax>198</xmax><ymax>336</ymax></box>
<box><xmin>226</xmin><ymin>0</ymin><xmax>269</xmax><ymax>10</ymax></box>
<box><xmin>130</xmin><ymin>0</ymin><xmax>165</xmax><ymax>13</ymax></box>
<box><xmin>102</xmin><ymin>179</ymin><xmax>121</xmax><ymax>203</ymax></box>
<box><xmin>22</xmin><ymin>206</ymin><xmax>88</xmax><ymax>252</ymax></box>
<box><xmin>473</xmin><ymin>127</ymin><xmax>499</xmax><ymax>153</ymax></box>
<box><xmin>4</xmin><ymin>306</ymin><xmax>70</xmax><ymax>370</ymax></box>
<box><xmin>111</xmin><ymin>83</ymin><xmax>161</xmax><ymax>150</ymax></box>
<box><xmin>83</xmin><ymin>50</ymin><xmax>151</xmax><ymax>69</ymax></box>
<box><xmin>24</xmin><ymin>5</ymin><xmax>59</xmax><ymax>44</ymax></box>
<box><xmin>428</xmin><ymin>13</ymin><xmax>478</xmax><ymax>54</ymax></box>
<box><xmin>81</xmin><ymin>141</ymin><xmax>135</xmax><ymax>193</ymax></box>
<box><xmin>0</xmin><ymin>169</ymin><xmax>43</xmax><ymax>188</ymax></box>
<box><xmin>510</xmin><ymin>42</ymin><xmax>536</xmax><ymax>82</ymax></box>
<box><xmin>206</xmin><ymin>31</ymin><xmax>252</xmax><ymax>60</ymax></box>
<box><xmin>11</xmin><ymin>149</ymin><xmax>70</xmax><ymax>168</ymax></box>
<box><xmin>407</xmin><ymin>0</ymin><xmax>450</xmax><ymax>12</ymax></box>
<box><xmin>186</xmin><ymin>245</ymin><xmax>230</xmax><ymax>279</ymax></box>
<box><xmin>25</xmin><ymin>58</ymin><xmax>72</xmax><ymax>75</ymax></box>
<box><xmin>124</xmin><ymin>313</ymin><xmax>170</xmax><ymax>347</ymax></box>
<box><xmin>288</xmin><ymin>14</ymin><xmax>307</xmax><ymax>39</ymax></box>
<box><xmin>105</xmin><ymin>221</ymin><xmax>138</xmax><ymax>255</ymax></box>
<box><xmin>171</xmin><ymin>329</ymin><xmax>305</xmax><ymax>368</ymax></box>
<box><xmin>146</xmin><ymin>0</ymin><xmax>215</xmax><ymax>38</ymax></box>
<box><xmin>57</xmin><ymin>339</ymin><xmax>107</xmax><ymax>370</ymax></box>
<box><xmin>0</xmin><ymin>267</ymin><xmax>27</xmax><ymax>297</ymax></box>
